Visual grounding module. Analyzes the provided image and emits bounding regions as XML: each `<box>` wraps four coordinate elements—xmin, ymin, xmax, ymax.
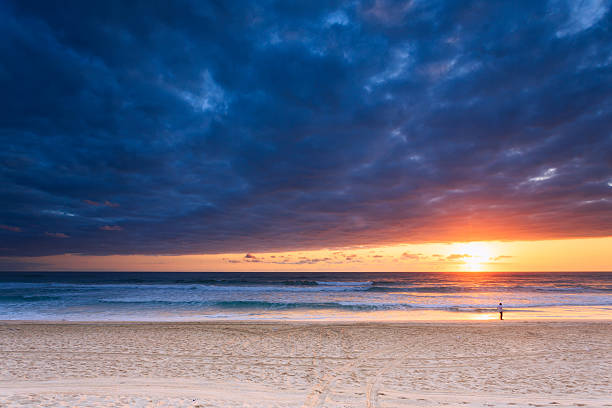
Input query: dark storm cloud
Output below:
<box><xmin>1</xmin><ymin>0</ymin><xmax>611</xmax><ymax>256</ymax></box>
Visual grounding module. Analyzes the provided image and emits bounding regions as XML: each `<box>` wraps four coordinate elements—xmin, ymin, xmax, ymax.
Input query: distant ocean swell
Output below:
<box><xmin>0</xmin><ymin>295</ymin><xmax>63</xmax><ymax>303</ymax></box>
<box><xmin>1</xmin><ymin>272</ymin><xmax>611</xmax><ymax>321</ymax></box>
<box><xmin>1</xmin><ymin>282</ymin><xmax>611</xmax><ymax>293</ymax></box>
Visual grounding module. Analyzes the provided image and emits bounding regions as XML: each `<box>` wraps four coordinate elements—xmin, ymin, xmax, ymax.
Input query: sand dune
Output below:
<box><xmin>0</xmin><ymin>321</ymin><xmax>610</xmax><ymax>407</ymax></box>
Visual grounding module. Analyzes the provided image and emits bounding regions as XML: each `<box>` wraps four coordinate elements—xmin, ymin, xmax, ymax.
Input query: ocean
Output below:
<box><xmin>1</xmin><ymin>272</ymin><xmax>611</xmax><ymax>321</ymax></box>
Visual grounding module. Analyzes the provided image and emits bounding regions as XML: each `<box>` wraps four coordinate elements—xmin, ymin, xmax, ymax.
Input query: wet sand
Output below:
<box><xmin>0</xmin><ymin>321</ymin><xmax>610</xmax><ymax>407</ymax></box>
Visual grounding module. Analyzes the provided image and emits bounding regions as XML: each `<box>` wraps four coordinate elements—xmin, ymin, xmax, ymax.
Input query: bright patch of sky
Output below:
<box><xmin>367</xmin><ymin>43</ymin><xmax>414</xmax><ymax>89</ymax></box>
<box><xmin>178</xmin><ymin>71</ymin><xmax>227</xmax><ymax>113</ymax></box>
<box><xmin>529</xmin><ymin>168</ymin><xmax>557</xmax><ymax>182</ymax></box>
<box><xmin>325</xmin><ymin>10</ymin><xmax>349</xmax><ymax>26</ymax></box>
<box><xmin>43</xmin><ymin>210</ymin><xmax>76</xmax><ymax>217</ymax></box>
<box><xmin>554</xmin><ymin>0</ymin><xmax>608</xmax><ymax>37</ymax></box>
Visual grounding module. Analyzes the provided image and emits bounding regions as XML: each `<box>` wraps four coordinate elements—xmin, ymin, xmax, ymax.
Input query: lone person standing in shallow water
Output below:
<box><xmin>497</xmin><ymin>302</ymin><xmax>504</xmax><ymax>320</ymax></box>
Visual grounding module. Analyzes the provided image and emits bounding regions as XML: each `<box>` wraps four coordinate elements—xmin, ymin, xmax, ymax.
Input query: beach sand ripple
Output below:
<box><xmin>0</xmin><ymin>321</ymin><xmax>610</xmax><ymax>407</ymax></box>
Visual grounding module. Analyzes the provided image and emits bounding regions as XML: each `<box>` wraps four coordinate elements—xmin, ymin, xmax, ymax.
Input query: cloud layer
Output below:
<box><xmin>1</xmin><ymin>0</ymin><xmax>611</xmax><ymax>256</ymax></box>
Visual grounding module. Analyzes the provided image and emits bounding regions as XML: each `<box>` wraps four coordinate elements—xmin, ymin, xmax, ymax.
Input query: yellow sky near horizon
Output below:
<box><xmin>3</xmin><ymin>236</ymin><xmax>611</xmax><ymax>272</ymax></box>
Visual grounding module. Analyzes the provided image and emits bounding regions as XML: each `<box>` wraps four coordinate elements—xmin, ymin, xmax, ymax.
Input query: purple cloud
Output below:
<box><xmin>0</xmin><ymin>225</ymin><xmax>21</xmax><ymax>232</ymax></box>
<box><xmin>45</xmin><ymin>232</ymin><xmax>69</xmax><ymax>239</ymax></box>
<box><xmin>100</xmin><ymin>225</ymin><xmax>123</xmax><ymax>231</ymax></box>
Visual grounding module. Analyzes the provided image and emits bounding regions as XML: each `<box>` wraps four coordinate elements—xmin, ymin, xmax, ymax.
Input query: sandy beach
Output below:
<box><xmin>0</xmin><ymin>321</ymin><xmax>610</xmax><ymax>407</ymax></box>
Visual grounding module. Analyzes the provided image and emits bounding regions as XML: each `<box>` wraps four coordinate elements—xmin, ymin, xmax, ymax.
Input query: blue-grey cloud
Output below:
<box><xmin>1</xmin><ymin>0</ymin><xmax>611</xmax><ymax>257</ymax></box>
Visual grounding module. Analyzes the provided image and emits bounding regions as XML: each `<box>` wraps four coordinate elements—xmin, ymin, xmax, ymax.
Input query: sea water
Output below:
<box><xmin>0</xmin><ymin>272</ymin><xmax>610</xmax><ymax>321</ymax></box>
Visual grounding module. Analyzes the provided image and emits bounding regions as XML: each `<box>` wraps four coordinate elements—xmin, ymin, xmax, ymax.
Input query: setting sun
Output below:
<box><xmin>453</xmin><ymin>242</ymin><xmax>495</xmax><ymax>271</ymax></box>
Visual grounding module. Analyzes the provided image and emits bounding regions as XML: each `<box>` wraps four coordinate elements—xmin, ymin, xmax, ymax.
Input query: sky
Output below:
<box><xmin>0</xmin><ymin>0</ymin><xmax>611</xmax><ymax>272</ymax></box>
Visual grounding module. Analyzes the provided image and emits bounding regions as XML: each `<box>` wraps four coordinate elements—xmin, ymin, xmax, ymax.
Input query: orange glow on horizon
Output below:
<box><xmin>1</xmin><ymin>236</ymin><xmax>610</xmax><ymax>272</ymax></box>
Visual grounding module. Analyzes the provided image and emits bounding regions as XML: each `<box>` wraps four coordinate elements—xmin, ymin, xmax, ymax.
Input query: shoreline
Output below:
<box><xmin>2</xmin><ymin>317</ymin><xmax>612</xmax><ymax>325</ymax></box>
